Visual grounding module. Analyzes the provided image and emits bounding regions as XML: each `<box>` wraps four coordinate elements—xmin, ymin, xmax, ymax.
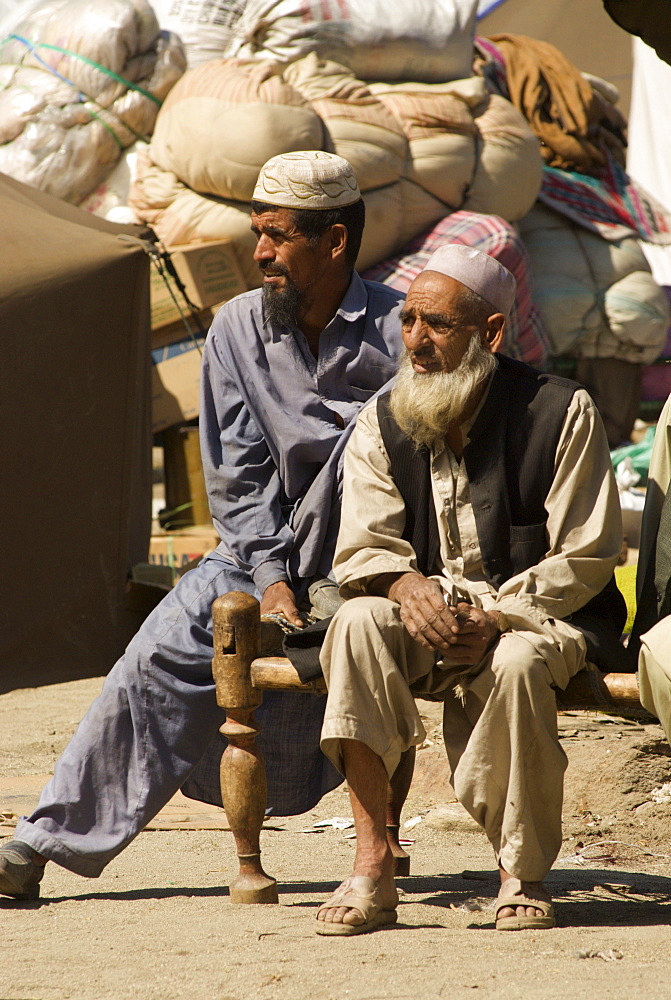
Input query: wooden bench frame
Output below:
<box><xmin>212</xmin><ymin>591</ymin><xmax>642</xmax><ymax>904</ymax></box>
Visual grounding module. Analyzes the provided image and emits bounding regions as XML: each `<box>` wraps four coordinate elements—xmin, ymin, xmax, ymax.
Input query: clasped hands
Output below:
<box><xmin>261</xmin><ymin>574</ymin><xmax>501</xmax><ymax>664</ymax></box>
<box><xmin>378</xmin><ymin>572</ymin><xmax>500</xmax><ymax>664</ymax></box>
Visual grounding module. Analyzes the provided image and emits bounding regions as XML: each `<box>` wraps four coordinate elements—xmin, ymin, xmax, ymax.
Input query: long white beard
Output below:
<box><xmin>390</xmin><ymin>335</ymin><xmax>496</xmax><ymax>448</ymax></box>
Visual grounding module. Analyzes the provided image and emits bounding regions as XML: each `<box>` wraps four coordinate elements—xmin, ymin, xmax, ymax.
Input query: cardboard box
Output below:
<box><xmin>151</xmin><ymin>335</ymin><xmax>205</xmax><ymax>433</ymax></box>
<box><xmin>148</xmin><ymin>527</ymin><xmax>220</xmax><ymax>570</ymax></box>
<box><xmin>150</xmin><ymin>240</ymin><xmax>246</xmax><ymax>330</ymax></box>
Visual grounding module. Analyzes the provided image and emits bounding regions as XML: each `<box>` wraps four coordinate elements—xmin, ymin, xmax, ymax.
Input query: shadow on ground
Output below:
<box><xmin>4</xmin><ymin>867</ymin><xmax>670</xmax><ymax>928</ymax></box>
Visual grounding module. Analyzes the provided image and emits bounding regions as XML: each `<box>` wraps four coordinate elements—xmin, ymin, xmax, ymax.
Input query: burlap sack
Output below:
<box><xmin>128</xmin><ymin>149</ymin><xmax>259</xmax><ymax>287</ymax></box>
<box><xmin>460</xmin><ymin>93</ymin><xmax>543</xmax><ymax>221</ymax></box>
<box><xmin>350</xmin><ymin>178</ymin><xmax>452</xmax><ymax>270</ymax></box>
<box><xmin>370</xmin><ymin>78</ymin><xmax>478</xmax><ymax>209</ymax></box>
<box><xmin>149</xmin><ymin>60</ymin><xmax>323</xmax><ymax>200</ymax></box>
<box><xmin>396</xmin><ymin>179</ymin><xmax>449</xmax><ymax>249</ymax></box>
<box><xmin>359</xmin><ymin>184</ymin><xmax>404</xmax><ymax>270</ymax></box>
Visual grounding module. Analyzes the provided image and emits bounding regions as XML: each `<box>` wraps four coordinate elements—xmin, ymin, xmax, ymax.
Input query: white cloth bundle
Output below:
<box><xmin>0</xmin><ymin>0</ymin><xmax>186</xmax><ymax>202</ymax></box>
<box><xmin>518</xmin><ymin>202</ymin><xmax>670</xmax><ymax>363</ymax></box>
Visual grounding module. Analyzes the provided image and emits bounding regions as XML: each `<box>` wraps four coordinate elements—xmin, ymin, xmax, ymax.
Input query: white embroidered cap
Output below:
<box><xmin>253</xmin><ymin>150</ymin><xmax>361</xmax><ymax>210</ymax></box>
<box><xmin>422</xmin><ymin>244</ymin><xmax>517</xmax><ymax>317</ymax></box>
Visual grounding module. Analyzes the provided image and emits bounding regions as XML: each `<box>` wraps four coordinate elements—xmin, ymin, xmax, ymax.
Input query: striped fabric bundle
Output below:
<box><xmin>362</xmin><ymin>210</ymin><xmax>551</xmax><ymax>368</ymax></box>
<box><xmin>476</xmin><ymin>35</ymin><xmax>671</xmax><ymax>245</ymax></box>
<box><xmin>540</xmin><ymin>159</ymin><xmax>671</xmax><ymax>246</ymax></box>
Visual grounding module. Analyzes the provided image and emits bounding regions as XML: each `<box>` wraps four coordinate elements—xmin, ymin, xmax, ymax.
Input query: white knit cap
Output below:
<box><xmin>253</xmin><ymin>150</ymin><xmax>361</xmax><ymax>210</ymax></box>
<box><xmin>422</xmin><ymin>244</ymin><xmax>517</xmax><ymax>317</ymax></box>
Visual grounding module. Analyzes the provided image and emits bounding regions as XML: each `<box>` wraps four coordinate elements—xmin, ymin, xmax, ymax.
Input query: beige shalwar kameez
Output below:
<box><xmin>637</xmin><ymin>393</ymin><xmax>671</xmax><ymax>739</ymax></box>
<box><xmin>319</xmin><ymin>385</ymin><xmax>622</xmax><ymax>882</ymax></box>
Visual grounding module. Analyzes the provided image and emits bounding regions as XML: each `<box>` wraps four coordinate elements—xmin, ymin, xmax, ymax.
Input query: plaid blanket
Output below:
<box><xmin>476</xmin><ymin>35</ymin><xmax>671</xmax><ymax>244</ymax></box>
<box><xmin>362</xmin><ymin>210</ymin><xmax>550</xmax><ymax>368</ymax></box>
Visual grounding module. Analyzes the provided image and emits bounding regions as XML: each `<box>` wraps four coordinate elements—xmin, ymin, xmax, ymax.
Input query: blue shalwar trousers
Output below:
<box><xmin>15</xmin><ymin>551</ymin><xmax>340</xmax><ymax>877</ymax></box>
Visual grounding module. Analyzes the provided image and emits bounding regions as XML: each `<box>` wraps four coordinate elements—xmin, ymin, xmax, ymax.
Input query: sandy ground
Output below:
<box><xmin>2</xmin><ymin>676</ymin><xmax>671</xmax><ymax>1000</ymax></box>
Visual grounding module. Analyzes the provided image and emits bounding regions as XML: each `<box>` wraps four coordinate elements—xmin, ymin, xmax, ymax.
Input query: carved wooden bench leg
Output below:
<box><xmin>212</xmin><ymin>592</ymin><xmax>278</xmax><ymax>904</ymax></box>
<box><xmin>386</xmin><ymin>747</ymin><xmax>416</xmax><ymax>876</ymax></box>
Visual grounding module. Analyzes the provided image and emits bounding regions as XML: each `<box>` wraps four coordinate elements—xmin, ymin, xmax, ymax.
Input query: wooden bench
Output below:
<box><xmin>211</xmin><ymin>591</ymin><xmax>641</xmax><ymax>904</ymax></box>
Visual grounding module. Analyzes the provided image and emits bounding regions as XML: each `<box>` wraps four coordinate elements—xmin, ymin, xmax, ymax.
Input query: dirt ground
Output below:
<box><xmin>2</xmin><ymin>676</ymin><xmax>671</xmax><ymax>1000</ymax></box>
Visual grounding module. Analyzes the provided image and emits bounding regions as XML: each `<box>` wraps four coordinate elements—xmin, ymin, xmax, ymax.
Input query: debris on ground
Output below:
<box><xmin>312</xmin><ymin>817</ymin><xmax>354</xmax><ymax>830</ymax></box>
<box><xmin>575</xmin><ymin>948</ymin><xmax>623</xmax><ymax>962</ymax></box>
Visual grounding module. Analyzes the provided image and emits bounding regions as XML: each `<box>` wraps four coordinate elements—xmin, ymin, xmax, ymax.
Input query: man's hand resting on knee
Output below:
<box><xmin>371</xmin><ymin>573</ymin><xmax>500</xmax><ymax>662</ymax></box>
<box><xmin>260</xmin><ymin>581</ymin><xmax>304</xmax><ymax>627</ymax></box>
<box><xmin>444</xmin><ymin>602</ymin><xmax>501</xmax><ymax>664</ymax></box>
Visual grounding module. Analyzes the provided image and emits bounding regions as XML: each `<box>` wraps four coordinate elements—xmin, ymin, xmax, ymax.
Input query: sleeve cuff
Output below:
<box><xmin>491</xmin><ymin>597</ymin><xmax>552</xmax><ymax>632</ymax></box>
<box><xmin>338</xmin><ymin>557</ymin><xmax>419</xmax><ymax>598</ymax></box>
<box><xmin>251</xmin><ymin>562</ymin><xmax>290</xmax><ymax>595</ymax></box>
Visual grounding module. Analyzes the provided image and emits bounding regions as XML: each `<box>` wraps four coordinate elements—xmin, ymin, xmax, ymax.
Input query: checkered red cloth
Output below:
<box><xmin>361</xmin><ymin>210</ymin><xmax>550</xmax><ymax>368</ymax></box>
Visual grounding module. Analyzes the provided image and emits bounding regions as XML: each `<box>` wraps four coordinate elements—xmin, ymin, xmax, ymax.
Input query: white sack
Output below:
<box><xmin>283</xmin><ymin>54</ymin><xmax>406</xmax><ymax>192</ymax></box>
<box><xmin>226</xmin><ymin>0</ymin><xmax>478</xmax><ymax>83</ymax></box>
<box><xmin>371</xmin><ymin>76</ymin><xmax>542</xmax><ymax>220</ymax></box>
<box><xmin>0</xmin><ymin>0</ymin><xmax>185</xmax><ymax>203</ymax></box>
<box><xmin>149</xmin><ymin>59</ymin><xmax>323</xmax><ymax>200</ymax></box>
<box><xmin>150</xmin><ymin>0</ymin><xmax>244</xmax><ymax>67</ymax></box>
<box><xmin>519</xmin><ymin>202</ymin><xmax>670</xmax><ymax>363</ymax></box>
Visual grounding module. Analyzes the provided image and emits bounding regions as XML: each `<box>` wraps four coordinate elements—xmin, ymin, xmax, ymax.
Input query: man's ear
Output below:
<box><xmin>483</xmin><ymin>313</ymin><xmax>505</xmax><ymax>353</ymax></box>
<box><xmin>329</xmin><ymin>223</ymin><xmax>348</xmax><ymax>261</ymax></box>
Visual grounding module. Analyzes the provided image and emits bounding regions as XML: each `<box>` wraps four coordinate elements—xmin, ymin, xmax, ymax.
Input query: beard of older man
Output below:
<box><xmin>261</xmin><ymin>264</ymin><xmax>303</xmax><ymax>330</ymax></box>
<box><xmin>390</xmin><ymin>333</ymin><xmax>496</xmax><ymax>448</ymax></box>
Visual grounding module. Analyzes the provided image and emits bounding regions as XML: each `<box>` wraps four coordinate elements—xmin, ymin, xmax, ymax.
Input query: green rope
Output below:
<box><xmin>85</xmin><ymin>106</ymin><xmax>125</xmax><ymax>151</ymax></box>
<box><xmin>4</xmin><ymin>33</ymin><xmax>162</xmax><ymax>106</ymax></box>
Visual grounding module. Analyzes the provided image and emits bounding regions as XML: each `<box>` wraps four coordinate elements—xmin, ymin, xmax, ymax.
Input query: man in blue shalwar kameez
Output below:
<box><xmin>0</xmin><ymin>151</ymin><xmax>405</xmax><ymax>900</ymax></box>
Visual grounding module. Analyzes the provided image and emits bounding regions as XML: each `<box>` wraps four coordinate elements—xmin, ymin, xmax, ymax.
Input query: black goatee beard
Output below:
<box><xmin>261</xmin><ymin>267</ymin><xmax>303</xmax><ymax>329</ymax></box>
<box><xmin>390</xmin><ymin>334</ymin><xmax>496</xmax><ymax>448</ymax></box>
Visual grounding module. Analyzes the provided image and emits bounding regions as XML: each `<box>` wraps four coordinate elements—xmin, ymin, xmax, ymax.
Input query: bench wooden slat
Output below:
<box><xmin>250</xmin><ymin>656</ymin><xmax>642</xmax><ymax>712</ymax></box>
<box><xmin>251</xmin><ymin>657</ymin><xmax>327</xmax><ymax>694</ymax></box>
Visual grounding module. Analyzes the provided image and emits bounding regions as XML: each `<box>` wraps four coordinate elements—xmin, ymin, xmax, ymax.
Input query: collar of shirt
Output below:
<box><xmin>333</xmin><ymin>271</ymin><xmax>368</xmax><ymax>324</ymax></box>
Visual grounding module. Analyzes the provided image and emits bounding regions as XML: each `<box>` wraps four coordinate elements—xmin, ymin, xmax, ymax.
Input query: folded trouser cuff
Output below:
<box><xmin>321</xmin><ymin>714</ymin><xmax>421</xmax><ymax>780</ymax></box>
<box><xmin>14</xmin><ymin>819</ymin><xmax>107</xmax><ymax>878</ymax></box>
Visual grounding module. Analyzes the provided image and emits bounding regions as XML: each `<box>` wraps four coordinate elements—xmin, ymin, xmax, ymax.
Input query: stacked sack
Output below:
<box><xmin>225</xmin><ymin>0</ymin><xmax>477</xmax><ymax>84</ymax></box>
<box><xmin>0</xmin><ymin>0</ymin><xmax>186</xmax><ymax>203</ymax></box>
<box><xmin>151</xmin><ymin>0</ymin><xmax>478</xmax><ymax>80</ymax></box>
<box><xmin>150</xmin><ymin>0</ymin><xmax>244</xmax><ymax>69</ymax></box>
<box><xmin>518</xmin><ymin>203</ymin><xmax>670</xmax><ymax>365</ymax></box>
<box><xmin>475</xmin><ymin>34</ymin><xmax>671</xmax><ymax>368</ymax></box>
<box><xmin>128</xmin><ymin>53</ymin><xmax>543</xmax><ymax>285</ymax></box>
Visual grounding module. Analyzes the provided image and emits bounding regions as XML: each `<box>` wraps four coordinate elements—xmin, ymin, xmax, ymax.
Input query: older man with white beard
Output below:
<box><xmin>314</xmin><ymin>245</ymin><xmax>626</xmax><ymax>936</ymax></box>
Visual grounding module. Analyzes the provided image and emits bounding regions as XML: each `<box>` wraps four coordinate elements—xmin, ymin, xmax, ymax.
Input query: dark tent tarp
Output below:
<box><xmin>604</xmin><ymin>0</ymin><xmax>671</xmax><ymax>68</ymax></box>
<box><xmin>1</xmin><ymin>173</ymin><xmax>153</xmax><ymax>692</ymax></box>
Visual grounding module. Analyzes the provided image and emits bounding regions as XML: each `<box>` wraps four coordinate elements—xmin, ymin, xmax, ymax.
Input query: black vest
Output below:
<box><xmin>377</xmin><ymin>354</ymin><xmax>629</xmax><ymax>671</ymax></box>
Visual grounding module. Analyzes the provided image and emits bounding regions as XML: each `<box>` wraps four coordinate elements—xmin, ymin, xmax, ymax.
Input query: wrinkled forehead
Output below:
<box><xmin>403</xmin><ymin>271</ymin><xmax>470</xmax><ymax>315</ymax></box>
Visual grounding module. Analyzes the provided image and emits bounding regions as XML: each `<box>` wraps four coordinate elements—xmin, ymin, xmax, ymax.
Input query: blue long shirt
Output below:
<box><xmin>199</xmin><ymin>271</ymin><xmax>405</xmax><ymax>595</ymax></box>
